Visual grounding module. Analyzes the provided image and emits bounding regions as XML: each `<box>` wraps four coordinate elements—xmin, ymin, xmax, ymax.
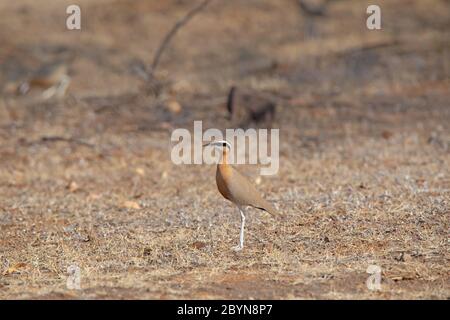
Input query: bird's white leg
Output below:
<box><xmin>232</xmin><ymin>206</ymin><xmax>245</xmax><ymax>251</ymax></box>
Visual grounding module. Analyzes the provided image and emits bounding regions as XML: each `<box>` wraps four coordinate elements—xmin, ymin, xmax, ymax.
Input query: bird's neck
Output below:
<box><xmin>218</xmin><ymin>149</ymin><xmax>232</xmax><ymax>177</ymax></box>
<box><xmin>222</xmin><ymin>149</ymin><xmax>229</xmax><ymax>164</ymax></box>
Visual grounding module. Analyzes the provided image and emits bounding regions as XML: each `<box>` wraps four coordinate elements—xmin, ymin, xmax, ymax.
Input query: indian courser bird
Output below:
<box><xmin>204</xmin><ymin>140</ymin><xmax>279</xmax><ymax>251</ymax></box>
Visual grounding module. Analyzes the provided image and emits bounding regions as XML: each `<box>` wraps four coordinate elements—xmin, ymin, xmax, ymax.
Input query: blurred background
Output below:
<box><xmin>0</xmin><ymin>0</ymin><xmax>449</xmax><ymax>299</ymax></box>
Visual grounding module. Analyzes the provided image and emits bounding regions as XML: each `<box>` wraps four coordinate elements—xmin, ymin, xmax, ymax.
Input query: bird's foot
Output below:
<box><xmin>232</xmin><ymin>245</ymin><xmax>243</xmax><ymax>252</ymax></box>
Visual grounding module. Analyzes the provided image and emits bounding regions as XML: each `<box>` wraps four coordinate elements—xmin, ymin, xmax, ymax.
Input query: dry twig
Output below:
<box><xmin>25</xmin><ymin>136</ymin><xmax>95</xmax><ymax>148</ymax></box>
<box><xmin>148</xmin><ymin>0</ymin><xmax>214</xmax><ymax>78</ymax></box>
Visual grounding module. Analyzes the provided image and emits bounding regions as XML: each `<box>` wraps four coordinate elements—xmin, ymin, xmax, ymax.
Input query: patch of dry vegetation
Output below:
<box><xmin>0</xmin><ymin>0</ymin><xmax>449</xmax><ymax>299</ymax></box>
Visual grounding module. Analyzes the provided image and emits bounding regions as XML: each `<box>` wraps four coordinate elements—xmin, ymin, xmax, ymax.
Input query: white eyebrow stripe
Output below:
<box><xmin>208</xmin><ymin>140</ymin><xmax>231</xmax><ymax>150</ymax></box>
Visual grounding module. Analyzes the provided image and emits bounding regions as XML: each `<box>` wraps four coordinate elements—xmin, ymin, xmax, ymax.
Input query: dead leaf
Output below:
<box><xmin>160</xmin><ymin>122</ymin><xmax>173</xmax><ymax>130</ymax></box>
<box><xmin>74</xmin><ymin>233</ymin><xmax>90</xmax><ymax>242</ymax></box>
<box><xmin>3</xmin><ymin>262</ymin><xmax>27</xmax><ymax>275</ymax></box>
<box><xmin>192</xmin><ymin>241</ymin><xmax>207</xmax><ymax>250</ymax></box>
<box><xmin>395</xmin><ymin>252</ymin><xmax>413</xmax><ymax>262</ymax></box>
<box><xmin>67</xmin><ymin>181</ymin><xmax>79</xmax><ymax>192</ymax></box>
<box><xmin>122</xmin><ymin>200</ymin><xmax>141</xmax><ymax>209</ymax></box>
<box><xmin>143</xmin><ymin>248</ymin><xmax>152</xmax><ymax>256</ymax></box>
<box><xmin>135</xmin><ymin>167</ymin><xmax>145</xmax><ymax>176</ymax></box>
<box><xmin>87</xmin><ymin>193</ymin><xmax>101</xmax><ymax>201</ymax></box>
<box><xmin>166</xmin><ymin>98</ymin><xmax>182</xmax><ymax>114</ymax></box>
<box><xmin>381</xmin><ymin>130</ymin><xmax>393</xmax><ymax>140</ymax></box>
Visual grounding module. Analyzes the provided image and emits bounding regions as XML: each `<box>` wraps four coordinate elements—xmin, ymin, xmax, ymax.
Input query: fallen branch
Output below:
<box><xmin>148</xmin><ymin>0</ymin><xmax>214</xmax><ymax>78</ymax></box>
<box><xmin>337</xmin><ymin>39</ymin><xmax>402</xmax><ymax>57</ymax></box>
<box><xmin>25</xmin><ymin>136</ymin><xmax>95</xmax><ymax>148</ymax></box>
<box><xmin>296</xmin><ymin>0</ymin><xmax>329</xmax><ymax>17</ymax></box>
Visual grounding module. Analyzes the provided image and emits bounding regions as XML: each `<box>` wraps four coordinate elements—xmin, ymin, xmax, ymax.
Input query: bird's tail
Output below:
<box><xmin>257</xmin><ymin>199</ymin><xmax>280</xmax><ymax>217</ymax></box>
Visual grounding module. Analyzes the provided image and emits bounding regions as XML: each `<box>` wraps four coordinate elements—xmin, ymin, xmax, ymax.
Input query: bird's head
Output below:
<box><xmin>203</xmin><ymin>140</ymin><xmax>231</xmax><ymax>151</ymax></box>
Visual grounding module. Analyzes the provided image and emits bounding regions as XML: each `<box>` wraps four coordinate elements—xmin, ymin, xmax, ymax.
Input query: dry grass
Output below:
<box><xmin>0</xmin><ymin>0</ymin><xmax>449</xmax><ymax>299</ymax></box>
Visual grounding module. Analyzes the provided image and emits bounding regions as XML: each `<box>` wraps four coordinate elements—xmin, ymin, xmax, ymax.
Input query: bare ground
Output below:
<box><xmin>0</xmin><ymin>0</ymin><xmax>449</xmax><ymax>299</ymax></box>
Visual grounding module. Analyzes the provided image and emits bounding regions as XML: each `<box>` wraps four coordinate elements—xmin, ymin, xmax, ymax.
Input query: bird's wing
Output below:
<box><xmin>227</xmin><ymin>167</ymin><xmax>279</xmax><ymax>216</ymax></box>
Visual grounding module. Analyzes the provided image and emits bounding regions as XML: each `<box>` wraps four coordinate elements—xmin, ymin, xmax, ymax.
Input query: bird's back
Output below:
<box><xmin>216</xmin><ymin>164</ymin><xmax>279</xmax><ymax>216</ymax></box>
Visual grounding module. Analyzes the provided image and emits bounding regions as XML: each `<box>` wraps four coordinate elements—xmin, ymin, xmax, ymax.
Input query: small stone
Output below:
<box><xmin>67</xmin><ymin>181</ymin><xmax>79</xmax><ymax>192</ymax></box>
<box><xmin>381</xmin><ymin>130</ymin><xmax>393</xmax><ymax>140</ymax></box>
<box><xmin>192</xmin><ymin>241</ymin><xmax>207</xmax><ymax>250</ymax></box>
